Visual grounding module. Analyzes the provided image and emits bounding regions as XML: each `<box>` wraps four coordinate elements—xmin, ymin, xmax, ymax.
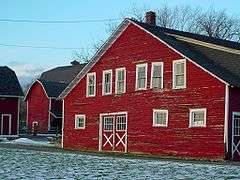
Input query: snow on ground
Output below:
<box><xmin>2</xmin><ymin>138</ymin><xmax>53</xmax><ymax>147</ymax></box>
<box><xmin>0</xmin><ymin>148</ymin><xmax>239</xmax><ymax>179</ymax></box>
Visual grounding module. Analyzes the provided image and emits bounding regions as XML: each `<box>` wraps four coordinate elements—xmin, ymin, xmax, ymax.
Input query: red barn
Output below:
<box><xmin>59</xmin><ymin>12</ymin><xmax>240</xmax><ymax>161</ymax></box>
<box><xmin>0</xmin><ymin>66</ymin><xmax>23</xmax><ymax>137</ymax></box>
<box><xmin>25</xmin><ymin>62</ymin><xmax>86</xmax><ymax>134</ymax></box>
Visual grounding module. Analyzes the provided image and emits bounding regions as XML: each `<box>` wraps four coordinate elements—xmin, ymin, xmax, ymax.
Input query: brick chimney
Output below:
<box><xmin>145</xmin><ymin>11</ymin><xmax>156</xmax><ymax>25</ymax></box>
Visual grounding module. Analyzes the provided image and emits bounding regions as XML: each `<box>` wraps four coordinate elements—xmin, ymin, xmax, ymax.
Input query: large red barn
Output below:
<box><xmin>0</xmin><ymin>66</ymin><xmax>23</xmax><ymax>137</ymax></box>
<box><xmin>59</xmin><ymin>12</ymin><xmax>240</xmax><ymax>161</ymax></box>
<box><xmin>25</xmin><ymin>62</ymin><xmax>86</xmax><ymax>134</ymax></box>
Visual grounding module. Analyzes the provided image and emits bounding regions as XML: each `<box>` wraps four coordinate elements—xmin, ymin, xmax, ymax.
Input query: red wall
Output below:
<box><xmin>27</xmin><ymin>82</ymin><xmax>49</xmax><ymax>133</ymax></box>
<box><xmin>228</xmin><ymin>87</ymin><xmax>240</xmax><ymax>159</ymax></box>
<box><xmin>0</xmin><ymin>97</ymin><xmax>19</xmax><ymax>135</ymax></box>
<box><xmin>63</xmin><ymin>23</ymin><xmax>226</xmax><ymax>159</ymax></box>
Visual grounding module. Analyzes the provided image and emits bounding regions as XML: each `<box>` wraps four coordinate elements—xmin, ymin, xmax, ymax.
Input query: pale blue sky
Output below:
<box><xmin>0</xmin><ymin>0</ymin><xmax>239</xmax><ymax>85</ymax></box>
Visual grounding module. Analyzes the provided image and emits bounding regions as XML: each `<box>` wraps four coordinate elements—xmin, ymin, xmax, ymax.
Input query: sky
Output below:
<box><xmin>0</xmin><ymin>0</ymin><xmax>240</xmax><ymax>86</ymax></box>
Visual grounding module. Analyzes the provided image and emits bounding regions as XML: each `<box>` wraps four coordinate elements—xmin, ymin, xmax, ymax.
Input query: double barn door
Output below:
<box><xmin>100</xmin><ymin>113</ymin><xmax>127</xmax><ymax>153</ymax></box>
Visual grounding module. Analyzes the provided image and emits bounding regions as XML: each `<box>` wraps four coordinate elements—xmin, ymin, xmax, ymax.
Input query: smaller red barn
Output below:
<box><xmin>25</xmin><ymin>61</ymin><xmax>86</xmax><ymax>134</ymax></box>
<box><xmin>0</xmin><ymin>66</ymin><xmax>23</xmax><ymax>137</ymax></box>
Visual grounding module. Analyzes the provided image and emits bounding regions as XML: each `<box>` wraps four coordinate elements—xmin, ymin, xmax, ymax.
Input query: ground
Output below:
<box><xmin>0</xmin><ymin>147</ymin><xmax>239</xmax><ymax>179</ymax></box>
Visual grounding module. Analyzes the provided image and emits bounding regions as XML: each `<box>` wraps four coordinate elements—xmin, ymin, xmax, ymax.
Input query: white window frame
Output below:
<box><xmin>86</xmin><ymin>72</ymin><xmax>96</xmax><ymax>97</ymax></box>
<box><xmin>75</xmin><ymin>114</ymin><xmax>86</xmax><ymax>129</ymax></box>
<box><xmin>135</xmin><ymin>63</ymin><xmax>148</xmax><ymax>91</ymax></box>
<box><xmin>115</xmin><ymin>67</ymin><xmax>126</xmax><ymax>94</ymax></box>
<box><xmin>150</xmin><ymin>62</ymin><xmax>164</xmax><ymax>89</ymax></box>
<box><xmin>189</xmin><ymin>108</ymin><xmax>207</xmax><ymax>127</ymax></box>
<box><xmin>153</xmin><ymin>109</ymin><xmax>168</xmax><ymax>127</ymax></box>
<box><xmin>102</xmin><ymin>69</ymin><xmax>112</xmax><ymax>95</ymax></box>
<box><xmin>173</xmin><ymin>59</ymin><xmax>186</xmax><ymax>89</ymax></box>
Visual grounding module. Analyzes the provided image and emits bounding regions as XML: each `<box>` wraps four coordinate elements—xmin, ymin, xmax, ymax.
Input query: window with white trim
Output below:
<box><xmin>189</xmin><ymin>108</ymin><xmax>206</xmax><ymax>127</ymax></box>
<box><xmin>173</xmin><ymin>59</ymin><xmax>186</xmax><ymax>89</ymax></box>
<box><xmin>153</xmin><ymin>109</ymin><xmax>168</xmax><ymax>127</ymax></box>
<box><xmin>75</xmin><ymin>115</ymin><xmax>86</xmax><ymax>129</ymax></box>
<box><xmin>102</xmin><ymin>70</ymin><xmax>112</xmax><ymax>95</ymax></box>
<box><xmin>115</xmin><ymin>68</ymin><xmax>126</xmax><ymax>94</ymax></box>
<box><xmin>151</xmin><ymin>62</ymin><xmax>163</xmax><ymax>89</ymax></box>
<box><xmin>116</xmin><ymin>115</ymin><xmax>126</xmax><ymax>131</ymax></box>
<box><xmin>86</xmin><ymin>72</ymin><xmax>96</xmax><ymax>97</ymax></box>
<box><xmin>103</xmin><ymin>116</ymin><xmax>113</xmax><ymax>131</ymax></box>
<box><xmin>136</xmin><ymin>63</ymin><xmax>147</xmax><ymax>90</ymax></box>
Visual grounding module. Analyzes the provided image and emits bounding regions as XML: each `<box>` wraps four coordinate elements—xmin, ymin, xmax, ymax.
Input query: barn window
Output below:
<box><xmin>136</xmin><ymin>63</ymin><xmax>148</xmax><ymax>90</ymax></box>
<box><xmin>173</xmin><ymin>59</ymin><xmax>186</xmax><ymax>89</ymax></box>
<box><xmin>75</xmin><ymin>115</ymin><xmax>86</xmax><ymax>129</ymax></box>
<box><xmin>153</xmin><ymin>109</ymin><xmax>168</xmax><ymax>127</ymax></box>
<box><xmin>102</xmin><ymin>69</ymin><xmax>112</xmax><ymax>95</ymax></box>
<box><xmin>86</xmin><ymin>72</ymin><xmax>96</xmax><ymax>97</ymax></box>
<box><xmin>115</xmin><ymin>67</ymin><xmax>126</xmax><ymax>94</ymax></box>
<box><xmin>116</xmin><ymin>115</ymin><xmax>126</xmax><ymax>131</ymax></box>
<box><xmin>104</xmin><ymin>116</ymin><xmax>114</xmax><ymax>131</ymax></box>
<box><xmin>189</xmin><ymin>108</ymin><xmax>206</xmax><ymax>127</ymax></box>
<box><xmin>151</xmin><ymin>62</ymin><xmax>163</xmax><ymax>89</ymax></box>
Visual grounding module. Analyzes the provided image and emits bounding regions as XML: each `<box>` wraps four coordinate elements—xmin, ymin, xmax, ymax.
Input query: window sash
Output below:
<box><xmin>151</xmin><ymin>64</ymin><xmax>163</xmax><ymax>89</ymax></box>
<box><xmin>153</xmin><ymin>110</ymin><xmax>168</xmax><ymax>127</ymax></box>
<box><xmin>136</xmin><ymin>64</ymin><xmax>147</xmax><ymax>90</ymax></box>
<box><xmin>75</xmin><ymin>115</ymin><xmax>85</xmax><ymax>129</ymax></box>
<box><xmin>190</xmin><ymin>109</ymin><xmax>206</xmax><ymax>127</ymax></box>
<box><xmin>104</xmin><ymin>117</ymin><xmax>114</xmax><ymax>131</ymax></box>
<box><xmin>116</xmin><ymin>69</ymin><xmax>125</xmax><ymax>94</ymax></box>
<box><xmin>116</xmin><ymin>115</ymin><xmax>126</xmax><ymax>131</ymax></box>
<box><xmin>173</xmin><ymin>60</ymin><xmax>186</xmax><ymax>89</ymax></box>
<box><xmin>87</xmin><ymin>73</ymin><xmax>96</xmax><ymax>96</ymax></box>
<box><xmin>103</xmin><ymin>72</ymin><xmax>112</xmax><ymax>94</ymax></box>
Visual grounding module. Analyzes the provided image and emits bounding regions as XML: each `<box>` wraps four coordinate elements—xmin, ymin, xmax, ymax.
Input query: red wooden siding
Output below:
<box><xmin>0</xmin><ymin>97</ymin><xmax>19</xmax><ymax>135</ymax></box>
<box><xmin>63</xmin><ymin>23</ymin><xmax>226</xmax><ymax>159</ymax></box>
<box><xmin>27</xmin><ymin>82</ymin><xmax>49</xmax><ymax>133</ymax></box>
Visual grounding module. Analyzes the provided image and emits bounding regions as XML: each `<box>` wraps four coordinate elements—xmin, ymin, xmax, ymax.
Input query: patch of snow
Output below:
<box><xmin>4</xmin><ymin>138</ymin><xmax>53</xmax><ymax>147</ymax></box>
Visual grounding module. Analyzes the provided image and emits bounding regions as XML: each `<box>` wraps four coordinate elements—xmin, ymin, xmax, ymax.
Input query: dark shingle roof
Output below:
<box><xmin>0</xmin><ymin>66</ymin><xmax>24</xmax><ymax>96</ymax></box>
<box><xmin>40</xmin><ymin>63</ymin><xmax>87</xmax><ymax>84</ymax></box>
<box><xmin>130</xmin><ymin>19</ymin><xmax>240</xmax><ymax>86</ymax></box>
<box><xmin>38</xmin><ymin>79</ymin><xmax>68</xmax><ymax>98</ymax></box>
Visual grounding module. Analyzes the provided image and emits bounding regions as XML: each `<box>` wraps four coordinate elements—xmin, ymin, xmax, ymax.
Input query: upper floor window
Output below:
<box><xmin>189</xmin><ymin>108</ymin><xmax>207</xmax><ymax>127</ymax></box>
<box><xmin>153</xmin><ymin>109</ymin><xmax>168</xmax><ymax>127</ymax></box>
<box><xmin>102</xmin><ymin>70</ymin><xmax>112</xmax><ymax>95</ymax></box>
<box><xmin>136</xmin><ymin>63</ymin><xmax>148</xmax><ymax>90</ymax></box>
<box><xmin>151</xmin><ymin>62</ymin><xmax>163</xmax><ymax>89</ymax></box>
<box><xmin>75</xmin><ymin>114</ymin><xmax>86</xmax><ymax>129</ymax></box>
<box><xmin>86</xmin><ymin>72</ymin><xmax>96</xmax><ymax>97</ymax></box>
<box><xmin>173</xmin><ymin>59</ymin><xmax>186</xmax><ymax>89</ymax></box>
<box><xmin>115</xmin><ymin>67</ymin><xmax>126</xmax><ymax>94</ymax></box>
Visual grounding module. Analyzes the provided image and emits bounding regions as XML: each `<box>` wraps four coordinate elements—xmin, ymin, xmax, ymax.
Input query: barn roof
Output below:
<box><xmin>38</xmin><ymin>79</ymin><xmax>68</xmax><ymax>98</ymax></box>
<box><xmin>0</xmin><ymin>66</ymin><xmax>23</xmax><ymax>97</ymax></box>
<box><xmin>58</xmin><ymin>18</ymin><xmax>240</xmax><ymax>99</ymax></box>
<box><xmin>40</xmin><ymin>63</ymin><xmax>87</xmax><ymax>84</ymax></box>
<box><xmin>24</xmin><ymin>63</ymin><xmax>86</xmax><ymax>100</ymax></box>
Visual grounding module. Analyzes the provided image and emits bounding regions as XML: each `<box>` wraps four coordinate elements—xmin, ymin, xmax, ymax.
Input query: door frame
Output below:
<box><xmin>99</xmin><ymin>111</ymin><xmax>128</xmax><ymax>153</ymax></box>
<box><xmin>232</xmin><ymin>112</ymin><xmax>240</xmax><ymax>159</ymax></box>
<box><xmin>1</xmin><ymin>114</ymin><xmax>12</xmax><ymax>135</ymax></box>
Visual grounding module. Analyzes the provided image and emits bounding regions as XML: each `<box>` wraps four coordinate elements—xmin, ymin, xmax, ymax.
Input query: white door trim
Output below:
<box><xmin>232</xmin><ymin>112</ymin><xmax>240</xmax><ymax>159</ymax></box>
<box><xmin>99</xmin><ymin>111</ymin><xmax>128</xmax><ymax>153</ymax></box>
<box><xmin>1</xmin><ymin>114</ymin><xmax>12</xmax><ymax>135</ymax></box>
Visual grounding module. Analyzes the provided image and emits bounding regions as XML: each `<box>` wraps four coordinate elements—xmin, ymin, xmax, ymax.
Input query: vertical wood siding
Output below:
<box><xmin>63</xmin><ymin>24</ymin><xmax>226</xmax><ymax>159</ymax></box>
<box><xmin>27</xmin><ymin>82</ymin><xmax>49</xmax><ymax>133</ymax></box>
<box><xmin>0</xmin><ymin>97</ymin><xmax>18</xmax><ymax>135</ymax></box>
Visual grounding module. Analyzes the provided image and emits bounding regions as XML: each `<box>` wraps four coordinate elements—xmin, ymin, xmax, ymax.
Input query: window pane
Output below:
<box><xmin>154</xmin><ymin>111</ymin><xmax>167</xmax><ymax>126</ymax></box>
<box><xmin>138</xmin><ymin>78</ymin><xmax>145</xmax><ymax>89</ymax></box>
<box><xmin>176</xmin><ymin>63</ymin><xmax>184</xmax><ymax>75</ymax></box>
<box><xmin>138</xmin><ymin>66</ymin><xmax>146</xmax><ymax>78</ymax></box>
<box><xmin>176</xmin><ymin>75</ymin><xmax>184</xmax><ymax>86</ymax></box>
<box><xmin>116</xmin><ymin>115</ymin><xmax>126</xmax><ymax>131</ymax></box>
<box><xmin>104</xmin><ymin>117</ymin><xmax>113</xmax><ymax>131</ymax></box>
<box><xmin>76</xmin><ymin>116</ymin><xmax>85</xmax><ymax>128</ymax></box>
<box><xmin>192</xmin><ymin>111</ymin><xmax>204</xmax><ymax>126</ymax></box>
<box><xmin>153</xmin><ymin>65</ymin><xmax>162</xmax><ymax>77</ymax></box>
<box><xmin>118</xmin><ymin>70</ymin><xmax>124</xmax><ymax>81</ymax></box>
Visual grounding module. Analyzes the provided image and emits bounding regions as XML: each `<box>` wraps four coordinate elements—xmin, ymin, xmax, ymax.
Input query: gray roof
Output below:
<box><xmin>40</xmin><ymin>63</ymin><xmax>87</xmax><ymax>84</ymax></box>
<box><xmin>0</xmin><ymin>66</ymin><xmax>23</xmax><ymax>97</ymax></box>
<box><xmin>38</xmin><ymin>79</ymin><xmax>68</xmax><ymax>98</ymax></box>
<box><xmin>58</xmin><ymin>19</ymin><xmax>240</xmax><ymax>99</ymax></box>
<box><xmin>131</xmin><ymin>19</ymin><xmax>240</xmax><ymax>86</ymax></box>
